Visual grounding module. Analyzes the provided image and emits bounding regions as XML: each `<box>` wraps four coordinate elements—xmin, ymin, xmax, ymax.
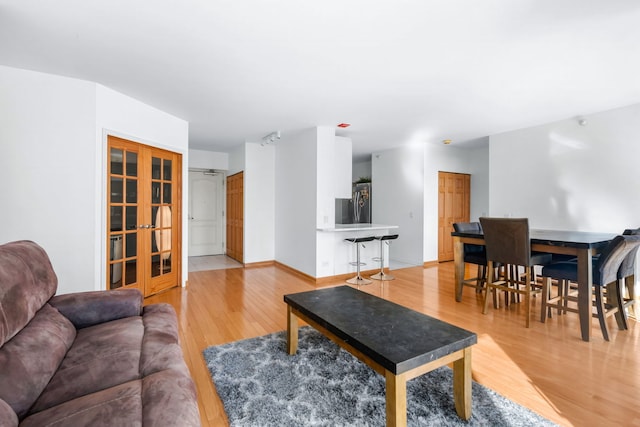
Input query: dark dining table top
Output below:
<box><xmin>451</xmin><ymin>228</ymin><xmax>617</xmax><ymax>250</ymax></box>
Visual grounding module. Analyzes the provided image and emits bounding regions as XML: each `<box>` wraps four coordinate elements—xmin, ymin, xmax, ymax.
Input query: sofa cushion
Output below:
<box><xmin>0</xmin><ymin>241</ymin><xmax>57</xmax><ymax>347</ymax></box>
<box><xmin>0</xmin><ymin>398</ymin><xmax>18</xmax><ymax>427</ymax></box>
<box><xmin>20</xmin><ymin>378</ymin><xmax>143</xmax><ymax>427</ymax></box>
<box><xmin>141</xmin><ymin>370</ymin><xmax>201</xmax><ymax>426</ymax></box>
<box><xmin>0</xmin><ymin>304</ymin><xmax>75</xmax><ymax>419</ymax></box>
<box><xmin>21</xmin><ymin>370</ymin><xmax>200</xmax><ymax>427</ymax></box>
<box><xmin>29</xmin><ymin>316</ymin><xmax>144</xmax><ymax>414</ymax></box>
<box><xmin>140</xmin><ymin>303</ymin><xmax>190</xmax><ymax>377</ymax></box>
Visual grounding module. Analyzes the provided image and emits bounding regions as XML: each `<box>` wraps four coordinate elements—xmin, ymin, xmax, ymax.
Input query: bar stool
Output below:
<box><xmin>344</xmin><ymin>236</ymin><xmax>375</xmax><ymax>285</ymax></box>
<box><xmin>370</xmin><ymin>234</ymin><xmax>399</xmax><ymax>281</ymax></box>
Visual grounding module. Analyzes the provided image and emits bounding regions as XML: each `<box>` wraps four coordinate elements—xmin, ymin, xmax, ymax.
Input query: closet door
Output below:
<box><xmin>226</xmin><ymin>172</ymin><xmax>243</xmax><ymax>263</ymax></box>
<box><xmin>438</xmin><ymin>172</ymin><xmax>470</xmax><ymax>262</ymax></box>
<box><xmin>107</xmin><ymin>136</ymin><xmax>181</xmax><ymax>297</ymax></box>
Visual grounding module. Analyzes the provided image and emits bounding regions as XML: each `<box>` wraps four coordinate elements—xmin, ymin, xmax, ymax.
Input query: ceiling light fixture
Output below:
<box><xmin>443</xmin><ymin>139</ymin><xmax>452</xmax><ymax>145</ymax></box>
<box><xmin>261</xmin><ymin>130</ymin><xmax>281</xmax><ymax>146</ymax></box>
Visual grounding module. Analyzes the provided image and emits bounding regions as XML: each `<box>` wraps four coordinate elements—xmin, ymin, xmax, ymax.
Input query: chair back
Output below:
<box><xmin>479</xmin><ymin>217</ymin><xmax>531</xmax><ymax>266</ymax></box>
<box><xmin>618</xmin><ymin>228</ymin><xmax>640</xmax><ymax>279</ymax></box>
<box><xmin>453</xmin><ymin>222</ymin><xmax>484</xmax><ymax>255</ymax></box>
<box><xmin>453</xmin><ymin>222</ymin><xmax>482</xmax><ymax>233</ymax></box>
<box><xmin>596</xmin><ymin>234</ymin><xmax>640</xmax><ymax>286</ymax></box>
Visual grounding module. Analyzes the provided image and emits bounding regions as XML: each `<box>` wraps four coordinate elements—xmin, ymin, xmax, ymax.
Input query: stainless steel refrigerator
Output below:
<box><xmin>351</xmin><ymin>182</ymin><xmax>371</xmax><ymax>223</ymax></box>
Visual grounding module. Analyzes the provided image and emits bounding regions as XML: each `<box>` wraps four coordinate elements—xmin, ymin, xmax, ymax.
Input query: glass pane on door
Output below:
<box><xmin>108</xmin><ymin>142</ymin><xmax>141</xmax><ymax>291</ymax></box>
<box><xmin>150</xmin><ymin>157</ymin><xmax>172</xmax><ymax>278</ymax></box>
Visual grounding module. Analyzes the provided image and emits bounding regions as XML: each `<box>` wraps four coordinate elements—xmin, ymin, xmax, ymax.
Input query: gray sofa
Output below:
<box><xmin>0</xmin><ymin>240</ymin><xmax>201</xmax><ymax>426</ymax></box>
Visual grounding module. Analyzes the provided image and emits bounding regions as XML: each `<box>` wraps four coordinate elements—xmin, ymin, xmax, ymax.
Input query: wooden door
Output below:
<box><xmin>106</xmin><ymin>136</ymin><xmax>182</xmax><ymax>297</ymax></box>
<box><xmin>438</xmin><ymin>172</ymin><xmax>470</xmax><ymax>262</ymax></box>
<box><xmin>188</xmin><ymin>170</ymin><xmax>224</xmax><ymax>256</ymax></box>
<box><xmin>226</xmin><ymin>172</ymin><xmax>243</xmax><ymax>263</ymax></box>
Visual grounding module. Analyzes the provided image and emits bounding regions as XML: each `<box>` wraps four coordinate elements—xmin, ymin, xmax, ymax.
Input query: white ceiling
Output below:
<box><xmin>2</xmin><ymin>1</ymin><xmax>640</xmax><ymax>160</ymax></box>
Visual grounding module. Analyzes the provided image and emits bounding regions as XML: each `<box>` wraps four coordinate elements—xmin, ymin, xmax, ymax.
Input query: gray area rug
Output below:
<box><xmin>203</xmin><ymin>327</ymin><xmax>557</xmax><ymax>426</ymax></box>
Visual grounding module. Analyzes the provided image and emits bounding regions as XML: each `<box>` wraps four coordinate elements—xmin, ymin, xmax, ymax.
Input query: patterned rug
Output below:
<box><xmin>203</xmin><ymin>327</ymin><xmax>557</xmax><ymax>426</ymax></box>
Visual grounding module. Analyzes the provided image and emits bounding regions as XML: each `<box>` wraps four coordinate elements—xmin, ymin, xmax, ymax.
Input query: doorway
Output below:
<box><xmin>106</xmin><ymin>136</ymin><xmax>182</xmax><ymax>297</ymax></box>
<box><xmin>438</xmin><ymin>171</ymin><xmax>470</xmax><ymax>262</ymax></box>
<box><xmin>188</xmin><ymin>170</ymin><xmax>225</xmax><ymax>257</ymax></box>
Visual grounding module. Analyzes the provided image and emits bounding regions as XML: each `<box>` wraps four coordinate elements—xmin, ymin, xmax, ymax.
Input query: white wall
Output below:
<box><xmin>188</xmin><ymin>149</ymin><xmax>229</xmax><ymax>170</ymax></box>
<box><xmin>353</xmin><ymin>158</ymin><xmax>372</xmax><ymax>182</ymax></box>
<box><xmin>489</xmin><ymin>103</ymin><xmax>640</xmax><ymax>232</ymax></box>
<box><xmin>275</xmin><ymin>128</ymin><xmax>318</xmax><ymax>276</ymax></box>
<box><xmin>316</xmin><ymin>127</ymin><xmax>337</xmax><ymax>229</ymax></box>
<box><xmin>244</xmin><ymin>143</ymin><xmax>275</xmax><ymax>263</ymax></box>
<box><xmin>228</xmin><ymin>144</ymin><xmax>245</xmax><ymax>176</ymax></box>
<box><xmin>1</xmin><ymin>66</ymin><xmax>97</xmax><ymax>294</ymax></box>
<box><xmin>1</xmin><ymin>66</ymin><xmax>189</xmax><ymax>294</ymax></box>
<box><xmin>372</xmin><ymin>145</ymin><xmax>425</xmax><ymax>266</ymax></box>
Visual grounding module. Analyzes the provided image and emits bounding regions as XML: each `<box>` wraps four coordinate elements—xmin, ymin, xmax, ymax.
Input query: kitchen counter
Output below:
<box><xmin>317</xmin><ymin>223</ymin><xmax>399</xmax><ymax>232</ymax></box>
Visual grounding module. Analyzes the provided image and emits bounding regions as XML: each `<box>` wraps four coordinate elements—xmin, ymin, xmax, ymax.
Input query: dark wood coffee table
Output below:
<box><xmin>284</xmin><ymin>286</ymin><xmax>477</xmax><ymax>427</ymax></box>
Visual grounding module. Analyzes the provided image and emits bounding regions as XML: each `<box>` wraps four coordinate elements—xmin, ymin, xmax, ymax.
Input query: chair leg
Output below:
<box><xmin>611</xmin><ymin>281</ymin><xmax>628</xmax><ymax>330</ymax></box>
<box><xmin>482</xmin><ymin>263</ymin><xmax>494</xmax><ymax>314</ymax></box>
<box><xmin>524</xmin><ymin>270</ymin><xmax>531</xmax><ymax>328</ymax></box>
<box><xmin>594</xmin><ymin>286</ymin><xmax>610</xmax><ymax>341</ymax></box>
<box><xmin>541</xmin><ymin>276</ymin><xmax>551</xmax><ymax>323</ymax></box>
<box><xmin>623</xmin><ymin>275</ymin><xmax>636</xmax><ymax>319</ymax></box>
<box><xmin>475</xmin><ymin>265</ymin><xmax>483</xmax><ymax>292</ymax></box>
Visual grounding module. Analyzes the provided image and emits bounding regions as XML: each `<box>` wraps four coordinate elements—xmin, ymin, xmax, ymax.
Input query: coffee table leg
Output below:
<box><xmin>385</xmin><ymin>370</ymin><xmax>407</xmax><ymax>427</ymax></box>
<box><xmin>286</xmin><ymin>306</ymin><xmax>299</xmax><ymax>355</ymax></box>
<box><xmin>452</xmin><ymin>347</ymin><xmax>472</xmax><ymax>420</ymax></box>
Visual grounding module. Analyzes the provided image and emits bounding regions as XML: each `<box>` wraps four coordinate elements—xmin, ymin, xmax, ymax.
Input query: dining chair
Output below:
<box><xmin>616</xmin><ymin>228</ymin><xmax>639</xmax><ymax>319</ymax></box>
<box><xmin>540</xmin><ymin>234</ymin><xmax>640</xmax><ymax>341</ymax></box>
<box><xmin>453</xmin><ymin>222</ymin><xmax>488</xmax><ymax>294</ymax></box>
<box><xmin>479</xmin><ymin>217</ymin><xmax>552</xmax><ymax>327</ymax></box>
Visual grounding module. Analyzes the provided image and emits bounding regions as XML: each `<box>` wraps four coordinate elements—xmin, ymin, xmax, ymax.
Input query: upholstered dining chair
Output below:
<box><xmin>453</xmin><ymin>222</ymin><xmax>488</xmax><ymax>294</ymax></box>
<box><xmin>479</xmin><ymin>217</ymin><xmax>552</xmax><ymax>328</ymax></box>
<box><xmin>617</xmin><ymin>228</ymin><xmax>640</xmax><ymax>319</ymax></box>
<box><xmin>540</xmin><ymin>234</ymin><xmax>640</xmax><ymax>341</ymax></box>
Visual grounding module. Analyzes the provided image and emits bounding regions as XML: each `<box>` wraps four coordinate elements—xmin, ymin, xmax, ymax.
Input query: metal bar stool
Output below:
<box><xmin>344</xmin><ymin>236</ymin><xmax>375</xmax><ymax>285</ymax></box>
<box><xmin>371</xmin><ymin>234</ymin><xmax>399</xmax><ymax>281</ymax></box>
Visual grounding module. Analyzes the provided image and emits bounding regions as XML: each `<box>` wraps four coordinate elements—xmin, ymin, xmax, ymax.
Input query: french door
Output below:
<box><xmin>106</xmin><ymin>136</ymin><xmax>182</xmax><ymax>297</ymax></box>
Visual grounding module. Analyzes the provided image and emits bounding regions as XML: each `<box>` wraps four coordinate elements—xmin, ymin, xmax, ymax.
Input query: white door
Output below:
<box><xmin>188</xmin><ymin>170</ymin><xmax>224</xmax><ymax>256</ymax></box>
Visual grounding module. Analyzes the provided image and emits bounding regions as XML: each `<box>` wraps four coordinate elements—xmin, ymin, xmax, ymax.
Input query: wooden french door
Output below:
<box><xmin>438</xmin><ymin>172</ymin><xmax>470</xmax><ymax>262</ymax></box>
<box><xmin>226</xmin><ymin>172</ymin><xmax>243</xmax><ymax>263</ymax></box>
<box><xmin>106</xmin><ymin>136</ymin><xmax>182</xmax><ymax>297</ymax></box>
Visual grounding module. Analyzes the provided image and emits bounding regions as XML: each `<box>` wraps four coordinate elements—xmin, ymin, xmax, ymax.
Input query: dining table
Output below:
<box><xmin>451</xmin><ymin>228</ymin><xmax>617</xmax><ymax>342</ymax></box>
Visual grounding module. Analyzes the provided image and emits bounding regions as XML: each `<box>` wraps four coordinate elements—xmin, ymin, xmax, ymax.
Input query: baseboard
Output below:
<box><xmin>274</xmin><ymin>262</ymin><xmax>317</xmax><ymax>283</ymax></box>
<box><xmin>315</xmin><ymin>269</ymin><xmax>380</xmax><ymax>285</ymax></box>
<box><xmin>275</xmin><ymin>261</ymin><xmax>437</xmax><ymax>284</ymax></box>
<box><xmin>244</xmin><ymin>260</ymin><xmax>275</xmax><ymax>269</ymax></box>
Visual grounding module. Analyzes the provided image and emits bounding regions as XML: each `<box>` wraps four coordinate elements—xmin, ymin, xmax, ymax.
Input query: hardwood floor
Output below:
<box><xmin>144</xmin><ymin>262</ymin><xmax>640</xmax><ymax>427</ymax></box>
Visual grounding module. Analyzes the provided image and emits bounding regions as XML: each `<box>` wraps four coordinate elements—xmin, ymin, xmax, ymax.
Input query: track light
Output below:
<box><xmin>261</xmin><ymin>131</ymin><xmax>281</xmax><ymax>146</ymax></box>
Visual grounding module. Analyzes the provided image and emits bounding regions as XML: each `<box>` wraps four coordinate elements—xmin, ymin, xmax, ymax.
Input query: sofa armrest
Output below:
<box><xmin>49</xmin><ymin>288</ymin><xmax>143</xmax><ymax>329</ymax></box>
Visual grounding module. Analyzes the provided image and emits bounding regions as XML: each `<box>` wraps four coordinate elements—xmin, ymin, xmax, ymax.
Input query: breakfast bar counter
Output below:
<box><xmin>317</xmin><ymin>223</ymin><xmax>399</xmax><ymax>232</ymax></box>
<box><xmin>316</xmin><ymin>224</ymin><xmax>399</xmax><ymax>279</ymax></box>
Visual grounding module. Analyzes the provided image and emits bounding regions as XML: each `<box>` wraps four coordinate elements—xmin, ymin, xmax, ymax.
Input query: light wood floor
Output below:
<box><xmin>144</xmin><ymin>262</ymin><xmax>640</xmax><ymax>427</ymax></box>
